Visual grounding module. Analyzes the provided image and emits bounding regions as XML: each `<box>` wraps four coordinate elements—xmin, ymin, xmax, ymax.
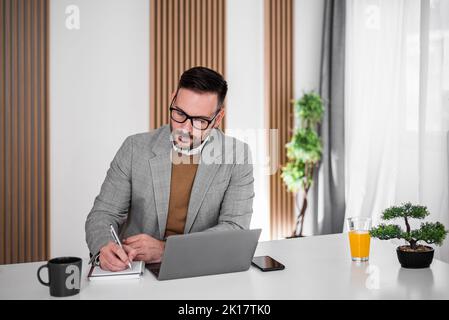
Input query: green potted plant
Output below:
<box><xmin>281</xmin><ymin>91</ymin><xmax>324</xmax><ymax>238</ymax></box>
<box><xmin>370</xmin><ymin>202</ymin><xmax>448</xmax><ymax>268</ymax></box>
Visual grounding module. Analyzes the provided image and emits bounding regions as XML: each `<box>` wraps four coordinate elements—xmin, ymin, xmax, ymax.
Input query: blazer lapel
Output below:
<box><xmin>148</xmin><ymin>126</ymin><xmax>172</xmax><ymax>239</ymax></box>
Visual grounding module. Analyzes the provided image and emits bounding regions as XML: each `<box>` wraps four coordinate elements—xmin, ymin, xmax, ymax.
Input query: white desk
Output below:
<box><xmin>1</xmin><ymin>233</ymin><xmax>448</xmax><ymax>299</ymax></box>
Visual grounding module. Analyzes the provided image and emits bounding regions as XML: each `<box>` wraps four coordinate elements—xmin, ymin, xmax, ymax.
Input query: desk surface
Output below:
<box><xmin>1</xmin><ymin>233</ymin><xmax>449</xmax><ymax>299</ymax></box>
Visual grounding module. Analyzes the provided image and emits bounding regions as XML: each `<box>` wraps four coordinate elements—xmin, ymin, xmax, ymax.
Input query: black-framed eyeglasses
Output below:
<box><xmin>169</xmin><ymin>96</ymin><xmax>221</xmax><ymax>131</ymax></box>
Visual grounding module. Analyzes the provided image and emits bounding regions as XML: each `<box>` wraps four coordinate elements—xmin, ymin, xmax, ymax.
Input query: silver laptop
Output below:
<box><xmin>146</xmin><ymin>228</ymin><xmax>261</xmax><ymax>280</ymax></box>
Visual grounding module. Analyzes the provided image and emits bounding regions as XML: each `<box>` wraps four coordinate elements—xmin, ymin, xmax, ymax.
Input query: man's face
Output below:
<box><xmin>170</xmin><ymin>88</ymin><xmax>225</xmax><ymax>149</ymax></box>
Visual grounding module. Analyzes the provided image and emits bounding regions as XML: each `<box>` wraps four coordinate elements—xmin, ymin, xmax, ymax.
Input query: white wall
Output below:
<box><xmin>293</xmin><ymin>0</ymin><xmax>325</xmax><ymax>235</ymax></box>
<box><xmin>294</xmin><ymin>0</ymin><xmax>325</xmax><ymax>97</ymax></box>
<box><xmin>50</xmin><ymin>0</ymin><xmax>149</xmax><ymax>258</ymax></box>
<box><xmin>226</xmin><ymin>0</ymin><xmax>269</xmax><ymax>240</ymax></box>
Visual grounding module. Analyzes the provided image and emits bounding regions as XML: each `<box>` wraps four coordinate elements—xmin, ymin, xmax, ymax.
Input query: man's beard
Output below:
<box><xmin>170</xmin><ymin>124</ymin><xmax>208</xmax><ymax>150</ymax></box>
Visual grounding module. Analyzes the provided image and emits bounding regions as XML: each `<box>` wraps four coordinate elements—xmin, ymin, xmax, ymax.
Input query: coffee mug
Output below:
<box><xmin>37</xmin><ymin>256</ymin><xmax>82</xmax><ymax>297</ymax></box>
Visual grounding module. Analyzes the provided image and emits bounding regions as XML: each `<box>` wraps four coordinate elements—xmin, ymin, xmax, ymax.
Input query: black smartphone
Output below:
<box><xmin>251</xmin><ymin>256</ymin><xmax>285</xmax><ymax>272</ymax></box>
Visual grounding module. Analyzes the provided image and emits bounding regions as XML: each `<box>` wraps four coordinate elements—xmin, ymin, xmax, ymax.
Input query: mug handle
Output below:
<box><xmin>37</xmin><ymin>264</ymin><xmax>50</xmax><ymax>286</ymax></box>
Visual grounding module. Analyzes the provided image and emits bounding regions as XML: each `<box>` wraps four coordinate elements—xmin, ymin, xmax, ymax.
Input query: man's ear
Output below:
<box><xmin>213</xmin><ymin>108</ymin><xmax>225</xmax><ymax>128</ymax></box>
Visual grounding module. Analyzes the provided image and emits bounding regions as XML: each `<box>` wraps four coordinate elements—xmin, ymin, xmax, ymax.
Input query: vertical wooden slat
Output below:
<box><xmin>25</xmin><ymin>0</ymin><xmax>31</xmax><ymax>262</ymax></box>
<box><xmin>195</xmin><ymin>0</ymin><xmax>200</xmax><ymax>65</ymax></box>
<box><xmin>173</xmin><ymin>0</ymin><xmax>178</xmax><ymax>91</ymax></box>
<box><xmin>217</xmin><ymin>0</ymin><xmax>223</xmax><ymax>78</ymax></box>
<box><xmin>149</xmin><ymin>0</ymin><xmax>227</xmax><ymax>129</ymax></box>
<box><xmin>39</xmin><ymin>0</ymin><xmax>47</xmax><ymax>260</ymax></box>
<box><xmin>37</xmin><ymin>0</ymin><xmax>42</xmax><ymax>259</ymax></box>
<box><xmin>153</xmin><ymin>0</ymin><xmax>158</xmax><ymax>129</ymax></box>
<box><xmin>222</xmin><ymin>0</ymin><xmax>226</xmax><ymax>75</ymax></box>
<box><xmin>0</xmin><ymin>0</ymin><xmax>5</xmax><ymax>264</ymax></box>
<box><xmin>0</xmin><ymin>0</ymin><xmax>48</xmax><ymax>264</ymax></box>
<box><xmin>4</xmin><ymin>0</ymin><xmax>11</xmax><ymax>265</ymax></box>
<box><xmin>179</xmin><ymin>0</ymin><xmax>184</xmax><ymax>74</ymax></box>
<box><xmin>184</xmin><ymin>0</ymin><xmax>190</xmax><ymax>70</ymax></box>
<box><xmin>32</xmin><ymin>0</ymin><xmax>39</xmax><ymax>260</ymax></box>
<box><xmin>201</xmin><ymin>0</ymin><xmax>206</xmax><ymax>66</ymax></box>
<box><xmin>12</xmin><ymin>0</ymin><xmax>18</xmax><ymax>263</ymax></box>
<box><xmin>190</xmin><ymin>0</ymin><xmax>195</xmax><ymax>68</ymax></box>
<box><xmin>207</xmin><ymin>0</ymin><xmax>212</xmax><ymax>67</ymax></box>
<box><xmin>18</xmin><ymin>0</ymin><xmax>25</xmax><ymax>261</ymax></box>
<box><xmin>212</xmin><ymin>0</ymin><xmax>217</xmax><ymax>70</ymax></box>
<box><xmin>162</xmin><ymin>0</ymin><xmax>167</xmax><ymax>125</ymax></box>
<box><xmin>168</xmin><ymin>0</ymin><xmax>173</xmax><ymax>102</ymax></box>
<box><xmin>265</xmin><ymin>0</ymin><xmax>294</xmax><ymax>240</ymax></box>
<box><xmin>148</xmin><ymin>0</ymin><xmax>156</xmax><ymax>127</ymax></box>
<box><xmin>45</xmin><ymin>0</ymin><xmax>50</xmax><ymax>258</ymax></box>
<box><xmin>149</xmin><ymin>0</ymin><xmax>155</xmax><ymax>130</ymax></box>
<box><xmin>157</xmin><ymin>0</ymin><xmax>160</xmax><ymax>130</ymax></box>
<box><xmin>189</xmin><ymin>0</ymin><xmax>194</xmax><ymax>67</ymax></box>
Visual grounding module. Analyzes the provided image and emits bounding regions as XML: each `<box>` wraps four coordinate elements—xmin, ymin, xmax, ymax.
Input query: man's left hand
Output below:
<box><xmin>123</xmin><ymin>234</ymin><xmax>165</xmax><ymax>263</ymax></box>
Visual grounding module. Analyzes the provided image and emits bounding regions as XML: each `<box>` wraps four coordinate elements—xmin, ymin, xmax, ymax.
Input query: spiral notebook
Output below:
<box><xmin>88</xmin><ymin>261</ymin><xmax>145</xmax><ymax>281</ymax></box>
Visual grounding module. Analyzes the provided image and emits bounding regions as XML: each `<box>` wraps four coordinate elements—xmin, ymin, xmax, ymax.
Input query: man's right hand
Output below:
<box><xmin>99</xmin><ymin>241</ymin><xmax>136</xmax><ymax>271</ymax></box>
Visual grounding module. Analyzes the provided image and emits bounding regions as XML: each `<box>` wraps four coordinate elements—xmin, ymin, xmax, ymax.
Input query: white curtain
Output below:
<box><xmin>345</xmin><ymin>0</ymin><xmax>449</xmax><ymax>262</ymax></box>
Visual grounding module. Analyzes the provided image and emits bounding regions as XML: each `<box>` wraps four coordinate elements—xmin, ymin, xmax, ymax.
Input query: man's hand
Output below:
<box><xmin>123</xmin><ymin>234</ymin><xmax>165</xmax><ymax>264</ymax></box>
<box><xmin>99</xmin><ymin>241</ymin><xmax>134</xmax><ymax>272</ymax></box>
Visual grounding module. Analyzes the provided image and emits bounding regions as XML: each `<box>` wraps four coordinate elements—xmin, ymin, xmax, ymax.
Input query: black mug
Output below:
<box><xmin>37</xmin><ymin>256</ymin><xmax>82</xmax><ymax>297</ymax></box>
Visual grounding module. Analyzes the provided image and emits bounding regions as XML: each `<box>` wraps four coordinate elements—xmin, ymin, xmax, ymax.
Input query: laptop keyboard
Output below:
<box><xmin>146</xmin><ymin>263</ymin><xmax>162</xmax><ymax>277</ymax></box>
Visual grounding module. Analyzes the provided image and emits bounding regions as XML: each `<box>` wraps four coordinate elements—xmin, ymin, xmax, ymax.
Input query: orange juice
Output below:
<box><xmin>348</xmin><ymin>231</ymin><xmax>370</xmax><ymax>261</ymax></box>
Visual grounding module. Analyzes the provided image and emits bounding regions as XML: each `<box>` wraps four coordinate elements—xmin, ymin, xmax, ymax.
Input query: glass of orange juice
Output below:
<box><xmin>347</xmin><ymin>217</ymin><xmax>371</xmax><ymax>262</ymax></box>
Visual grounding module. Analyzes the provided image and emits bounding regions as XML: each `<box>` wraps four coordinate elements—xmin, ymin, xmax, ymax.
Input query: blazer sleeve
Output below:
<box><xmin>203</xmin><ymin>142</ymin><xmax>255</xmax><ymax>232</ymax></box>
<box><xmin>85</xmin><ymin>135</ymin><xmax>133</xmax><ymax>256</ymax></box>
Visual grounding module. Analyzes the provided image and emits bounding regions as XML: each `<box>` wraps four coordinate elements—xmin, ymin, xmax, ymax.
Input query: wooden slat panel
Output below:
<box><xmin>149</xmin><ymin>0</ymin><xmax>227</xmax><ymax>130</ymax></box>
<box><xmin>0</xmin><ymin>0</ymin><xmax>49</xmax><ymax>264</ymax></box>
<box><xmin>264</xmin><ymin>0</ymin><xmax>294</xmax><ymax>240</ymax></box>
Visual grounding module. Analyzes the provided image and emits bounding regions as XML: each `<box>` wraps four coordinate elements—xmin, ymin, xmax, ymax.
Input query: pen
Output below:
<box><xmin>88</xmin><ymin>253</ymin><xmax>98</xmax><ymax>265</ymax></box>
<box><xmin>110</xmin><ymin>224</ymin><xmax>132</xmax><ymax>269</ymax></box>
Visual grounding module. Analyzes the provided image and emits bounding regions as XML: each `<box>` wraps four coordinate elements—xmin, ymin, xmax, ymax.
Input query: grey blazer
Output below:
<box><xmin>85</xmin><ymin>125</ymin><xmax>254</xmax><ymax>255</ymax></box>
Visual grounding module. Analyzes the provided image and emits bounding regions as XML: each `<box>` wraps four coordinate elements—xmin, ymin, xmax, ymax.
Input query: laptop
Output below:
<box><xmin>146</xmin><ymin>228</ymin><xmax>261</xmax><ymax>280</ymax></box>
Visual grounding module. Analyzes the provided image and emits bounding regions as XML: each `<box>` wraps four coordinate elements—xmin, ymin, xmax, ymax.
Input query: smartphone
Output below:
<box><xmin>251</xmin><ymin>256</ymin><xmax>285</xmax><ymax>272</ymax></box>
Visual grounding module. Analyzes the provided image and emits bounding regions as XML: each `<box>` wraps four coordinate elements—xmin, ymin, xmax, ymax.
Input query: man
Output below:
<box><xmin>85</xmin><ymin>67</ymin><xmax>254</xmax><ymax>271</ymax></box>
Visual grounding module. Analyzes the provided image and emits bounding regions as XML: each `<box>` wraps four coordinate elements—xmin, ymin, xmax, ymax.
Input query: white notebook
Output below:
<box><xmin>88</xmin><ymin>261</ymin><xmax>145</xmax><ymax>281</ymax></box>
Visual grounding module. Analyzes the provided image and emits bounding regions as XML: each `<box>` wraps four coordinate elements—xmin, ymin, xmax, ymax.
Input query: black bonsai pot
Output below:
<box><xmin>396</xmin><ymin>246</ymin><xmax>434</xmax><ymax>269</ymax></box>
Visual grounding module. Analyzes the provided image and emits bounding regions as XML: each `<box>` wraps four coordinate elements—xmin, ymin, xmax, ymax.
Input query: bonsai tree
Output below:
<box><xmin>370</xmin><ymin>202</ymin><xmax>448</xmax><ymax>251</ymax></box>
<box><xmin>281</xmin><ymin>91</ymin><xmax>324</xmax><ymax>237</ymax></box>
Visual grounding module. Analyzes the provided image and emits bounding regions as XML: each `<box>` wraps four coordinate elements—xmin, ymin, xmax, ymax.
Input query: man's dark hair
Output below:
<box><xmin>178</xmin><ymin>66</ymin><xmax>228</xmax><ymax>107</ymax></box>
